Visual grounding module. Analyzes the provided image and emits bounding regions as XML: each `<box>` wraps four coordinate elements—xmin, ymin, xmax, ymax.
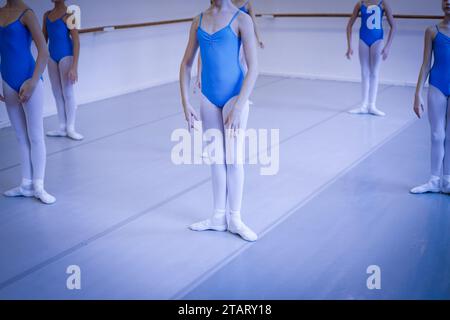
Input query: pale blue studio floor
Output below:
<box><xmin>0</xmin><ymin>76</ymin><xmax>448</xmax><ymax>300</ymax></box>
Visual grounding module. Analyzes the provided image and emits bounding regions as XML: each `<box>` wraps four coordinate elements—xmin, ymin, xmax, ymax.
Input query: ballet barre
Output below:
<box><xmin>261</xmin><ymin>13</ymin><xmax>444</xmax><ymax>19</ymax></box>
<box><xmin>79</xmin><ymin>17</ymin><xmax>193</xmax><ymax>34</ymax></box>
<box><xmin>78</xmin><ymin>13</ymin><xmax>444</xmax><ymax>34</ymax></box>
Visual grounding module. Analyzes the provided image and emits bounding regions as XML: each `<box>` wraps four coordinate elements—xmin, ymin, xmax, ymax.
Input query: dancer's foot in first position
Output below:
<box><xmin>227</xmin><ymin>211</ymin><xmax>258</xmax><ymax>242</ymax></box>
<box><xmin>4</xmin><ymin>179</ymin><xmax>34</xmax><ymax>198</ymax></box>
<box><xmin>189</xmin><ymin>209</ymin><xmax>227</xmax><ymax>232</ymax></box>
<box><xmin>410</xmin><ymin>176</ymin><xmax>441</xmax><ymax>194</ymax></box>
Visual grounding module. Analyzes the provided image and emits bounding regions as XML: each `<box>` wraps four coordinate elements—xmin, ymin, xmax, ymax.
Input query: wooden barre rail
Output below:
<box><xmin>79</xmin><ymin>17</ymin><xmax>193</xmax><ymax>33</ymax></box>
<box><xmin>268</xmin><ymin>13</ymin><xmax>444</xmax><ymax>19</ymax></box>
<box><xmin>79</xmin><ymin>13</ymin><xmax>444</xmax><ymax>34</ymax></box>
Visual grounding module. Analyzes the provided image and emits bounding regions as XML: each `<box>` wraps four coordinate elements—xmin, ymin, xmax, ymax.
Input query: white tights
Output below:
<box><xmin>3</xmin><ymin>80</ymin><xmax>46</xmax><ymax>181</ymax></box>
<box><xmin>189</xmin><ymin>94</ymin><xmax>257</xmax><ymax>241</ymax></box>
<box><xmin>3</xmin><ymin>80</ymin><xmax>55</xmax><ymax>204</ymax></box>
<box><xmin>360</xmin><ymin>40</ymin><xmax>382</xmax><ymax>107</ymax></box>
<box><xmin>47</xmin><ymin>56</ymin><xmax>83</xmax><ymax>140</ymax></box>
<box><xmin>411</xmin><ymin>86</ymin><xmax>450</xmax><ymax>194</ymax></box>
<box><xmin>349</xmin><ymin>40</ymin><xmax>385</xmax><ymax>116</ymax></box>
<box><xmin>428</xmin><ymin>85</ymin><xmax>450</xmax><ymax>177</ymax></box>
<box><xmin>201</xmin><ymin>94</ymin><xmax>249</xmax><ymax>214</ymax></box>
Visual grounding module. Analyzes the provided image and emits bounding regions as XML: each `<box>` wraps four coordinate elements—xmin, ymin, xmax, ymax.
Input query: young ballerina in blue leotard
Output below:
<box><xmin>0</xmin><ymin>0</ymin><xmax>56</xmax><ymax>204</ymax></box>
<box><xmin>180</xmin><ymin>0</ymin><xmax>259</xmax><ymax>241</ymax></box>
<box><xmin>411</xmin><ymin>0</ymin><xmax>450</xmax><ymax>194</ymax></box>
<box><xmin>346</xmin><ymin>0</ymin><xmax>396</xmax><ymax>116</ymax></box>
<box><xmin>44</xmin><ymin>0</ymin><xmax>83</xmax><ymax>141</ymax></box>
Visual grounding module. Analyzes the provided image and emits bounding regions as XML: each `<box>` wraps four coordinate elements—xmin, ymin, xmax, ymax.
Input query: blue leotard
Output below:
<box><xmin>430</xmin><ymin>26</ymin><xmax>450</xmax><ymax>97</ymax></box>
<box><xmin>46</xmin><ymin>13</ymin><xmax>73</xmax><ymax>63</ymax></box>
<box><xmin>239</xmin><ymin>1</ymin><xmax>250</xmax><ymax>15</ymax></box>
<box><xmin>198</xmin><ymin>11</ymin><xmax>244</xmax><ymax>108</ymax></box>
<box><xmin>360</xmin><ymin>0</ymin><xmax>384</xmax><ymax>47</ymax></box>
<box><xmin>0</xmin><ymin>9</ymin><xmax>36</xmax><ymax>93</ymax></box>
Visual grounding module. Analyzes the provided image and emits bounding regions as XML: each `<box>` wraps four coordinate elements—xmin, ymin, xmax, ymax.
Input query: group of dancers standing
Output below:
<box><xmin>1</xmin><ymin>0</ymin><xmax>449</xmax><ymax>242</ymax></box>
<box><xmin>1</xmin><ymin>0</ymin><xmax>82</xmax><ymax>205</ymax></box>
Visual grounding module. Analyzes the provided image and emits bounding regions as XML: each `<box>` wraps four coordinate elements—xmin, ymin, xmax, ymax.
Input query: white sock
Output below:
<box><xmin>4</xmin><ymin>178</ymin><xmax>34</xmax><ymax>197</ymax></box>
<box><xmin>410</xmin><ymin>176</ymin><xmax>441</xmax><ymax>194</ymax></box>
<box><xmin>227</xmin><ymin>210</ymin><xmax>258</xmax><ymax>242</ymax></box>
<box><xmin>67</xmin><ymin>128</ymin><xmax>84</xmax><ymax>141</ymax></box>
<box><xmin>189</xmin><ymin>209</ymin><xmax>227</xmax><ymax>232</ymax></box>
<box><xmin>368</xmin><ymin>104</ymin><xmax>386</xmax><ymax>117</ymax></box>
<box><xmin>348</xmin><ymin>104</ymin><xmax>369</xmax><ymax>114</ymax></box>
<box><xmin>33</xmin><ymin>179</ymin><xmax>56</xmax><ymax>204</ymax></box>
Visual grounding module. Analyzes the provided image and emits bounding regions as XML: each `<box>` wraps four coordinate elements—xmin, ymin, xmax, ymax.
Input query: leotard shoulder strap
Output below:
<box><xmin>228</xmin><ymin>10</ymin><xmax>241</xmax><ymax>26</ymax></box>
<box><xmin>18</xmin><ymin>8</ymin><xmax>32</xmax><ymax>21</ymax></box>
<box><xmin>199</xmin><ymin>13</ymin><xmax>203</xmax><ymax>28</ymax></box>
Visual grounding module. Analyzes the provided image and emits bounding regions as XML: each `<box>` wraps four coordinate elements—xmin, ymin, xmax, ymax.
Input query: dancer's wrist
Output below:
<box><xmin>29</xmin><ymin>77</ymin><xmax>39</xmax><ymax>87</ymax></box>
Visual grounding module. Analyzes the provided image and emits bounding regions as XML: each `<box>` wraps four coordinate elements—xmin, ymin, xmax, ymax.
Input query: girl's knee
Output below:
<box><xmin>62</xmin><ymin>90</ymin><xmax>75</xmax><ymax>103</ymax></box>
<box><xmin>431</xmin><ymin>130</ymin><xmax>446</xmax><ymax>144</ymax></box>
<box><xmin>28</xmin><ymin>131</ymin><xmax>45</xmax><ymax>147</ymax></box>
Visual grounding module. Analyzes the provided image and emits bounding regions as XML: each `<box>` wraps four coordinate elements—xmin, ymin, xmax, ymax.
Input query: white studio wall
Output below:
<box><xmin>257</xmin><ymin>0</ymin><xmax>442</xmax><ymax>85</ymax></box>
<box><xmin>0</xmin><ymin>0</ymin><xmax>444</xmax><ymax>128</ymax></box>
<box><xmin>258</xmin><ymin>17</ymin><xmax>432</xmax><ymax>86</ymax></box>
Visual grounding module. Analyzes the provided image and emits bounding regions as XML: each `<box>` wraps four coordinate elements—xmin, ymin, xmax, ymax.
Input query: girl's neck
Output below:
<box><xmin>6</xmin><ymin>0</ymin><xmax>22</xmax><ymax>8</ymax></box>
<box><xmin>444</xmin><ymin>14</ymin><xmax>450</xmax><ymax>25</ymax></box>
<box><xmin>54</xmin><ymin>2</ymin><xmax>66</xmax><ymax>11</ymax></box>
<box><xmin>213</xmin><ymin>0</ymin><xmax>234</xmax><ymax>10</ymax></box>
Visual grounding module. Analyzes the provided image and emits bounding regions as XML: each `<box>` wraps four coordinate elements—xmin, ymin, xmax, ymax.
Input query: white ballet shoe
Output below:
<box><xmin>189</xmin><ymin>219</ymin><xmax>227</xmax><ymax>232</ymax></box>
<box><xmin>34</xmin><ymin>189</ymin><xmax>56</xmax><ymax>205</ymax></box>
<box><xmin>228</xmin><ymin>220</ymin><xmax>258</xmax><ymax>242</ymax></box>
<box><xmin>46</xmin><ymin>130</ymin><xmax>67</xmax><ymax>137</ymax></box>
<box><xmin>410</xmin><ymin>177</ymin><xmax>441</xmax><ymax>194</ymax></box>
<box><xmin>189</xmin><ymin>210</ymin><xmax>227</xmax><ymax>232</ymax></box>
<box><xmin>67</xmin><ymin>130</ymin><xmax>84</xmax><ymax>141</ymax></box>
<box><xmin>4</xmin><ymin>186</ymin><xmax>34</xmax><ymax>198</ymax></box>
<box><xmin>227</xmin><ymin>211</ymin><xmax>258</xmax><ymax>242</ymax></box>
<box><xmin>368</xmin><ymin>105</ymin><xmax>386</xmax><ymax>117</ymax></box>
<box><xmin>348</xmin><ymin>106</ymin><xmax>369</xmax><ymax>114</ymax></box>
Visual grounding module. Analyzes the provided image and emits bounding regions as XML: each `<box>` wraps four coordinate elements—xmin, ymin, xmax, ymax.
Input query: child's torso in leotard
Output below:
<box><xmin>430</xmin><ymin>25</ymin><xmax>450</xmax><ymax>97</ymax></box>
<box><xmin>0</xmin><ymin>9</ymin><xmax>36</xmax><ymax>93</ymax></box>
<box><xmin>46</xmin><ymin>12</ymin><xmax>74</xmax><ymax>63</ymax></box>
<box><xmin>359</xmin><ymin>0</ymin><xmax>384</xmax><ymax>47</ymax></box>
<box><xmin>197</xmin><ymin>11</ymin><xmax>244</xmax><ymax>108</ymax></box>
